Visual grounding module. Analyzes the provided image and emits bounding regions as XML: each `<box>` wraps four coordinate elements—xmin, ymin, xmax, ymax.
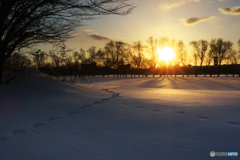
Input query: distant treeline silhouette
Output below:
<box><xmin>3</xmin><ymin>37</ymin><xmax>240</xmax><ymax>83</ymax></box>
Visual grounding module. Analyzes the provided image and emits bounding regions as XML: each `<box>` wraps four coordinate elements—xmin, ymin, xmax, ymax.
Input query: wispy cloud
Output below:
<box><xmin>71</xmin><ymin>29</ymin><xmax>92</xmax><ymax>36</ymax></box>
<box><xmin>218</xmin><ymin>6</ymin><xmax>240</xmax><ymax>15</ymax></box>
<box><xmin>87</xmin><ymin>34</ymin><xmax>112</xmax><ymax>41</ymax></box>
<box><xmin>71</xmin><ymin>30</ymin><xmax>112</xmax><ymax>41</ymax></box>
<box><xmin>159</xmin><ymin>0</ymin><xmax>200</xmax><ymax>9</ymax></box>
<box><xmin>181</xmin><ymin>16</ymin><xmax>216</xmax><ymax>26</ymax></box>
<box><xmin>159</xmin><ymin>0</ymin><xmax>186</xmax><ymax>9</ymax></box>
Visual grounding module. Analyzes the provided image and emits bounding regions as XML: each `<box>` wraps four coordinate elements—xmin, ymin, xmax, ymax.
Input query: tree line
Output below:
<box><xmin>3</xmin><ymin>36</ymin><xmax>240</xmax><ymax>82</ymax></box>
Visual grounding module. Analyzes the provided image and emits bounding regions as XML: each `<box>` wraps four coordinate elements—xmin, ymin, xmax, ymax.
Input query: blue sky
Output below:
<box><xmin>38</xmin><ymin>0</ymin><xmax>240</xmax><ymax>55</ymax></box>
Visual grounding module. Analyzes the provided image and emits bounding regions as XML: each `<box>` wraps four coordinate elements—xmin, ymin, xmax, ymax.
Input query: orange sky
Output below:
<box><xmin>37</xmin><ymin>0</ymin><xmax>240</xmax><ymax>61</ymax></box>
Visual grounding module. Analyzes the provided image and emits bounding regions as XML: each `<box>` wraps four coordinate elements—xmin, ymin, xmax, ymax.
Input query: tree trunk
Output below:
<box><xmin>0</xmin><ymin>58</ymin><xmax>6</xmax><ymax>85</ymax></box>
<box><xmin>218</xmin><ymin>66</ymin><xmax>221</xmax><ymax>77</ymax></box>
<box><xmin>0</xmin><ymin>63</ymin><xmax>3</xmax><ymax>85</ymax></box>
<box><xmin>195</xmin><ymin>67</ymin><xmax>198</xmax><ymax>77</ymax></box>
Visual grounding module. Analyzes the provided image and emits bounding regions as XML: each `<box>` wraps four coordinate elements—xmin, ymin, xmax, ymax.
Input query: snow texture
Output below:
<box><xmin>0</xmin><ymin>74</ymin><xmax>240</xmax><ymax>160</ymax></box>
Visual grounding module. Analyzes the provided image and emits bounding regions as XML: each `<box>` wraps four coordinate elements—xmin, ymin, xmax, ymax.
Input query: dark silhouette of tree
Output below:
<box><xmin>215</xmin><ymin>39</ymin><xmax>232</xmax><ymax>66</ymax></box>
<box><xmin>209</xmin><ymin>38</ymin><xmax>232</xmax><ymax>76</ymax></box>
<box><xmin>146</xmin><ymin>36</ymin><xmax>158</xmax><ymax>76</ymax></box>
<box><xmin>97</xmin><ymin>48</ymin><xmax>112</xmax><ymax>77</ymax></box>
<box><xmin>226</xmin><ymin>49</ymin><xmax>238</xmax><ymax>77</ymax></box>
<box><xmin>205</xmin><ymin>39</ymin><xmax>216</xmax><ymax>76</ymax></box>
<box><xmin>0</xmin><ymin>0</ymin><xmax>135</xmax><ymax>84</ymax></box>
<box><xmin>115</xmin><ymin>41</ymin><xmax>127</xmax><ymax>75</ymax></box>
<box><xmin>4</xmin><ymin>52</ymin><xmax>31</xmax><ymax>71</ymax></box>
<box><xmin>225</xmin><ymin>49</ymin><xmax>238</xmax><ymax>65</ymax></box>
<box><xmin>72</xmin><ymin>48</ymin><xmax>86</xmax><ymax>77</ymax></box>
<box><xmin>131</xmin><ymin>41</ymin><xmax>145</xmax><ymax>76</ymax></box>
<box><xmin>72</xmin><ymin>48</ymin><xmax>86</xmax><ymax>68</ymax></box>
<box><xmin>189</xmin><ymin>40</ymin><xmax>208</xmax><ymax>67</ymax></box>
<box><xmin>29</xmin><ymin>49</ymin><xmax>48</xmax><ymax>69</ymax></box>
<box><xmin>50</xmin><ymin>51</ymin><xmax>62</xmax><ymax>68</ymax></box>
<box><xmin>175</xmin><ymin>40</ymin><xmax>187</xmax><ymax>77</ymax></box>
<box><xmin>49</xmin><ymin>41</ymin><xmax>72</xmax><ymax>67</ymax></box>
<box><xmin>101</xmin><ymin>41</ymin><xmax>128</xmax><ymax>76</ymax></box>
<box><xmin>104</xmin><ymin>41</ymin><xmax>116</xmax><ymax>68</ymax></box>
<box><xmin>189</xmin><ymin>40</ymin><xmax>208</xmax><ymax>77</ymax></box>
<box><xmin>176</xmin><ymin>40</ymin><xmax>187</xmax><ymax>67</ymax></box>
<box><xmin>87</xmin><ymin>46</ymin><xmax>99</xmax><ymax>64</ymax></box>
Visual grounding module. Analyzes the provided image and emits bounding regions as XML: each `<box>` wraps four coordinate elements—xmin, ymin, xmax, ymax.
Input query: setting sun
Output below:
<box><xmin>157</xmin><ymin>46</ymin><xmax>176</xmax><ymax>62</ymax></box>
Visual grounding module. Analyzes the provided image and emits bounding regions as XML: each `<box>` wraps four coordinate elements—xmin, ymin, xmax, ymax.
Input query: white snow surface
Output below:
<box><xmin>0</xmin><ymin>74</ymin><xmax>240</xmax><ymax>160</ymax></box>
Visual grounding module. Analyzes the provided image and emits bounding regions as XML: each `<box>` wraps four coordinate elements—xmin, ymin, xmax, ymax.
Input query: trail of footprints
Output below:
<box><xmin>175</xmin><ymin>111</ymin><xmax>240</xmax><ymax>126</ymax></box>
<box><xmin>1</xmin><ymin>86</ymin><xmax>240</xmax><ymax>141</ymax></box>
<box><xmin>0</xmin><ymin>89</ymin><xmax>121</xmax><ymax>141</ymax></box>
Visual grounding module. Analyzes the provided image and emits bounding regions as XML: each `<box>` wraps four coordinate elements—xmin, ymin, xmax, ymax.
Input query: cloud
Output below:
<box><xmin>159</xmin><ymin>0</ymin><xmax>186</xmax><ymax>9</ymax></box>
<box><xmin>87</xmin><ymin>34</ymin><xmax>112</xmax><ymax>41</ymax></box>
<box><xmin>71</xmin><ymin>29</ymin><xmax>92</xmax><ymax>36</ymax></box>
<box><xmin>218</xmin><ymin>6</ymin><xmax>240</xmax><ymax>15</ymax></box>
<box><xmin>181</xmin><ymin>16</ymin><xmax>216</xmax><ymax>26</ymax></box>
<box><xmin>159</xmin><ymin>0</ymin><xmax>200</xmax><ymax>9</ymax></box>
<box><xmin>71</xmin><ymin>30</ymin><xmax>112</xmax><ymax>41</ymax></box>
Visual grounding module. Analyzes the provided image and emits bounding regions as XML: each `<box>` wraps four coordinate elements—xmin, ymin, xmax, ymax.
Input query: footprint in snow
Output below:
<box><xmin>135</xmin><ymin>106</ymin><xmax>144</xmax><ymax>109</ymax></box>
<box><xmin>12</xmin><ymin>129</ymin><xmax>27</xmax><ymax>134</ymax></box>
<box><xmin>226</xmin><ymin>122</ymin><xmax>240</xmax><ymax>126</ymax></box>
<box><xmin>175</xmin><ymin>111</ymin><xmax>186</xmax><ymax>115</ymax></box>
<box><xmin>47</xmin><ymin>116</ymin><xmax>62</xmax><ymax>122</ymax></box>
<box><xmin>81</xmin><ymin>104</ymin><xmax>92</xmax><ymax>108</ymax></box>
<box><xmin>32</xmin><ymin>122</ymin><xmax>46</xmax><ymax>128</ymax></box>
<box><xmin>198</xmin><ymin>116</ymin><xmax>210</xmax><ymax>120</ymax></box>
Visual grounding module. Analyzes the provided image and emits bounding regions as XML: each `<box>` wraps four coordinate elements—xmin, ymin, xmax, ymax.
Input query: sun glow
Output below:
<box><xmin>157</xmin><ymin>46</ymin><xmax>176</xmax><ymax>62</ymax></box>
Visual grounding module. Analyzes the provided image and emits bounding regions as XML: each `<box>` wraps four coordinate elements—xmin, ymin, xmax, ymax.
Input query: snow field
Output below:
<box><xmin>0</xmin><ymin>74</ymin><xmax>240</xmax><ymax>160</ymax></box>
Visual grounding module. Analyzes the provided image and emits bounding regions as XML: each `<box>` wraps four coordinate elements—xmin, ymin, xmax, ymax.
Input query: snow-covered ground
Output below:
<box><xmin>0</xmin><ymin>73</ymin><xmax>240</xmax><ymax>160</ymax></box>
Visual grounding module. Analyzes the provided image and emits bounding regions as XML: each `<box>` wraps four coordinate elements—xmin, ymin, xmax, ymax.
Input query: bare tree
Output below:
<box><xmin>215</xmin><ymin>38</ymin><xmax>233</xmax><ymax>66</ymax></box>
<box><xmin>146</xmin><ymin>36</ymin><xmax>158</xmax><ymax>77</ymax></box>
<box><xmin>146</xmin><ymin>37</ymin><xmax>158</xmax><ymax>67</ymax></box>
<box><xmin>176</xmin><ymin>40</ymin><xmax>187</xmax><ymax>77</ymax></box>
<box><xmin>87</xmin><ymin>46</ymin><xmax>99</xmax><ymax>64</ymax></box>
<box><xmin>115</xmin><ymin>41</ymin><xmax>124</xmax><ymax>68</ymax></box>
<box><xmin>97</xmin><ymin>48</ymin><xmax>112</xmax><ymax>77</ymax></box>
<box><xmin>209</xmin><ymin>38</ymin><xmax>233</xmax><ymax>76</ymax></box>
<box><xmin>130</xmin><ymin>41</ymin><xmax>145</xmax><ymax>77</ymax></box>
<box><xmin>4</xmin><ymin>52</ymin><xmax>31</xmax><ymax>71</ymax></box>
<box><xmin>189</xmin><ymin>40</ymin><xmax>208</xmax><ymax>67</ymax></box>
<box><xmin>131</xmin><ymin>41</ymin><xmax>144</xmax><ymax>69</ymax></box>
<box><xmin>104</xmin><ymin>41</ymin><xmax>116</xmax><ymax>67</ymax></box>
<box><xmin>176</xmin><ymin>40</ymin><xmax>187</xmax><ymax>66</ymax></box>
<box><xmin>204</xmin><ymin>39</ymin><xmax>216</xmax><ymax>76</ymax></box>
<box><xmin>102</xmin><ymin>41</ymin><xmax>128</xmax><ymax>76</ymax></box>
<box><xmin>226</xmin><ymin>49</ymin><xmax>238</xmax><ymax>65</ymax></box>
<box><xmin>0</xmin><ymin>0</ymin><xmax>135</xmax><ymax>84</ymax></box>
<box><xmin>49</xmin><ymin>51</ymin><xmax>61</xmax><ymax>68</ymax></box>
<box><xmin>227</xmin><ymin>49</ymin><xmax>238</xmax><ymax>77</ymax></box>
<box><xmin>29</xmin><ymin>49</ymin><xmax>48</xmax><ymax>69</ymax></box>
<box><xmin>189</xmin><ymin>40</ymin><xmax>208</xmax><ymax>77</ymax></box>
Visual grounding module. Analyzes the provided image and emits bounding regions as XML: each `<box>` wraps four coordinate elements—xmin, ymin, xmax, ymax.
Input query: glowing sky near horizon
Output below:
<box><xmin>37</xmin><ymin>0</ymin><xmax>240</xmax><ymax>56</ymax></box>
